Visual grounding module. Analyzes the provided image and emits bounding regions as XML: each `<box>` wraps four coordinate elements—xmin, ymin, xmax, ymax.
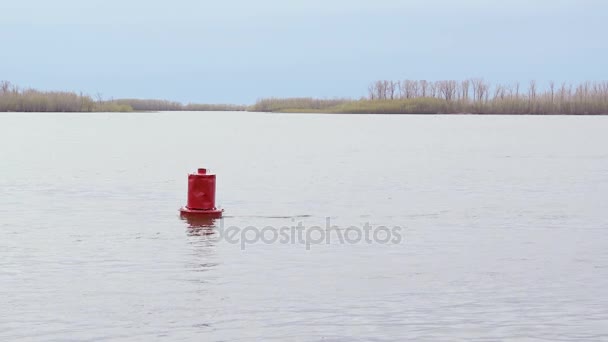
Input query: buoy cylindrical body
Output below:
<box><xmin>187</xmin><ymin>170</ymin><xmax>216</xmax><ymax>210</ymax></box>
<box><xmin>180</xmin><ymin>168</ymin><xmax>223</xmax><ymax>218</ymax></box>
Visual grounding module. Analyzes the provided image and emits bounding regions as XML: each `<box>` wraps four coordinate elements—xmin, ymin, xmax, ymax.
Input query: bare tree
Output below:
<box><xmin>420</xmin><ymin>80</ymin><xmax>428</xmax><ymax>97</ymax></box>
<box><xmin>367</xmin><ymin>83</ymin><xmax>376</xmax><ymax>100</ymax></box>
<box><xmin>388</xmin><ymin>81</ymin><xmax>397</xmax><ymax>100</ymax></box>
<box><xmin>461</xmin><ymin>80</ymin><xmax>470</xmax><ymax>102</ymax></box>
<box><xmin>428</xmin><ymin>82</ymin><xmax>437</xmax><ymax>98</ymax></box>
<box><xmin>528</xmin><ymin>80</ymin><xmax>537</xmax><ymax>113</ymax></box>
<box><xmin>0</xmin><ymin>81</ymin><xmax>10</xmax><ymax>94</ymax></box>
<box><xmin>471</xmin><ymin>79</ymin><xmax>489</xmax><ymax>103</ymax></box>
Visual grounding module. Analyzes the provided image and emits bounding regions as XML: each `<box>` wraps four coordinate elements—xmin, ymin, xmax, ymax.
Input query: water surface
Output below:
<box><xmin>1</xmin><ymin>112</ymin><xmax>608</xmax><ymax>341</ymax></box>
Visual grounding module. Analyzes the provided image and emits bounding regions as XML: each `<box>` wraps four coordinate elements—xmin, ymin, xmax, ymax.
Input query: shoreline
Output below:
<box><xmin>2</xmin><ymin>110</ymin><xmax>608</xmax><ymax>116</ymax></box>
<box><xmin>3</xmin><ymin>79</ymin><xmax>608</xmax><ymax>115</ymax></box>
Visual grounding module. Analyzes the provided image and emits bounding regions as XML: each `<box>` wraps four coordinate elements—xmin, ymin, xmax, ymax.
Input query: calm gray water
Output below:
<box><xmin>1</xmin><ymin>112</ymin><xmax>608</xmax><ymax>341</ymax></box>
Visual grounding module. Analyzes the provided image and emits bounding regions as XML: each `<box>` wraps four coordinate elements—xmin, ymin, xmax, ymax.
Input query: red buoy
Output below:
<box><xmin>180</xmin><ymin>168</ymin><xmax>223</xmax><ymax>218</ymax></box>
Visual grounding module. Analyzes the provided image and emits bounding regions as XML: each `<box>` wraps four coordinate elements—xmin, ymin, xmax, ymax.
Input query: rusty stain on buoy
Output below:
<box><xmin>180</xmin><ymin>168</ymin><xmax>223</xmax><ymax>219</ymax></box>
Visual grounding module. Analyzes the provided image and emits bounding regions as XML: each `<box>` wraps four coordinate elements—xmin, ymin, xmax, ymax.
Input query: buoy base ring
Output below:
<box><xmin>179</xmin><ymin>207</ymin><xmax>223</xmax><ymax>218</ymax></box>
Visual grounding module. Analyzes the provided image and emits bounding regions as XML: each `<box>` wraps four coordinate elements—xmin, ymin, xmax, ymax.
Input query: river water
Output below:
<box><xmin>1</xmin><ymin>112</ymin><xmax>607</xmax><ymax>341</ymax></box>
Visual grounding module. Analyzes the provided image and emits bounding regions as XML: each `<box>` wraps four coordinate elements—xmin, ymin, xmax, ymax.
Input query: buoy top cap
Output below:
<box><xmin>197</xmin><ymin>168</ymin><xmax>207</xmax><ymax>174</ymax></box>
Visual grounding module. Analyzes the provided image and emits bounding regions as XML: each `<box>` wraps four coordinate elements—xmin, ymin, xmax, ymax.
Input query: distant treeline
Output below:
<box><xmin>112</xmin><ymin>99</ymin><xmax>246</xmax><ymax>112</ymax></box>
<box><xmin>0</xmin><ymin>81</ymin><xmax>131</xmax><ymax>112</ymax></box>
<box><xmin>251</xmin><ymin>79</ymin><xmax>608</xmax><ymax>114</ymax></box>
<box><xmin>0</xmin><ymin>81</ymin><xmax>246</xmax><ymax>112</ymax></box>
<box><xmin>251</xmin><ymin>98</ymin><xmax>351</xmax><ymax>113</ymax></box>
<box><xmin>4</xmin><ymin>79</ymin><xmax>608</xmax><ymax>114</ymax></box>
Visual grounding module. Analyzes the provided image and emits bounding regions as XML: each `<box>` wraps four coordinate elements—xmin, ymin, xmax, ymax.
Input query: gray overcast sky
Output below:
<box><xmin>1</xmin><ymin>0</ymin><xmax>606</xmax><ymax>103</ymax></box>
